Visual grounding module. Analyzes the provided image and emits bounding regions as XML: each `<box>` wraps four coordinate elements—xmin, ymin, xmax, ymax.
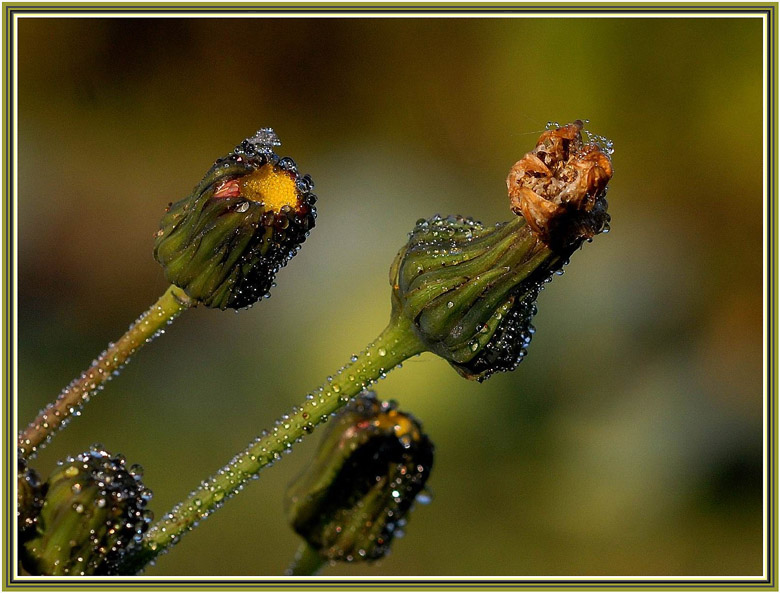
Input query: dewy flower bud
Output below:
<box><xmin>154</xmin><ymin>128</ymin><xmax>317</xmax><ymax>309</ymax></box>
<box><xmin>286</xmin><ymin>391</ymin><xmax>434</xmax><ymax>562</ymax></box>
<box><xmin>21</xmin><ymin>446</ymin><xmax>153</xmax><ymax>576</ymax></box>
<box><xmin>390</xmin><ymin>121</ymin><xmax>613</xmax><ymax>381</ymax></box>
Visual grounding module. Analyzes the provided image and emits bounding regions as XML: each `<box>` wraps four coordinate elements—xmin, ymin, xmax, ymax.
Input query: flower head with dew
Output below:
<box><xmin>21</xmin><ymin>446</ymin><xmax>152</xmax><ymax>576</ymax></box>
<box><xmin>285</xmin><ymin>391</ymin><xmax>433</xmax><ymax>572</ymax></box>
<box><xmin>154</xmin><ymin>128</ymin><xmax>318</xmax><ymax>310</ymax></box>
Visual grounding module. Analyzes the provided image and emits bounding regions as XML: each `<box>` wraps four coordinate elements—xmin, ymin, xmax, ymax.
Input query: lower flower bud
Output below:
<box><xmin>21</xmin><ymin>446</ymin><xmax>153</xmax><ymax>576</ymax></box>
<box><xmin>286</xmin><ymin>392</ymin><xmax>434</xmax><ymax>562</ymax></box>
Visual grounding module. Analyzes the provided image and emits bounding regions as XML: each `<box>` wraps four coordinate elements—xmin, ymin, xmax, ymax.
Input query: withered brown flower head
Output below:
<box><xmin>507</xmin><ymin>120</ymin><xmax>613</xmax><ymax>250</ymax></box>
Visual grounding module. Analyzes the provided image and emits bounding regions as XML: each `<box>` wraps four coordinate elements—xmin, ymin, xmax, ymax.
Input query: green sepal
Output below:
<box><xmin>390</xmin><ymin>214</ymin><xmax>561</xmax><ymax>381</ymax></box>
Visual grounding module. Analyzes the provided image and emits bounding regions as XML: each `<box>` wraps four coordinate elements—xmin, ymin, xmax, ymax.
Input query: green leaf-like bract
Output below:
<box><xmin>390</xmin><ymin>214</ymin><xmax>568</xmax><ymax>381</ymax></box>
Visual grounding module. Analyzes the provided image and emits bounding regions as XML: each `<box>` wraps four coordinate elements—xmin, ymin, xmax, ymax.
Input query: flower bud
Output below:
<box><xmin>17</xmin><ymin>456</ymin><xmax>43</xmax><ymax>540</ymax></box>
<box><xmin>21</xmin><ymin>446</ymin><xmax>153</xmax><ymax>576</ymax></box>
<box><xmin>154</xmin><ymin>128</ymin><xmax>317</xmax><ymax>309</ymax></box>
<box><xmin>286</xmin><ymin>392</ymin><xmax>434</xmax><ymax>562</ymax></box>
<box><xmin>390</xmin><ymin>122</ymin><xmax>613</xmax><ymax>381</ymax></box>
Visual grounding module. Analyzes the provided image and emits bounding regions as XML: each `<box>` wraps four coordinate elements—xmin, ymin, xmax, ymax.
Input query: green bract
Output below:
<box><xmin>21</xmin><ymin>447</ymin><xmax>152</xmax><ymax>576</ymax></box>
<box><xmin>154</xmin><ymin>129</ymin><xmax>317</xmax><ymax>310</ymax></box>
<box><xmin>390</xmin><ymin>214</ymin><xmax>560</xmax><ymax>381</ymax></box>
<box><xmin>286</xmin><ymin>392</ymin><xmax>434</xmax><ymax>562</ymax></box>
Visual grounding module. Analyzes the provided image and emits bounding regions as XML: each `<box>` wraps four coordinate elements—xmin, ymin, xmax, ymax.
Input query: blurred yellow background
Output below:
<box><xmin>16</xmin><ymin>15</ymin><xmax>764</xmax><ymax>576</ymax></box>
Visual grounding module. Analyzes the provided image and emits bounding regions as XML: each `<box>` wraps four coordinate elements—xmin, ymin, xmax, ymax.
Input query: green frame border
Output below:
<box><xmin>3</xmin><ymin>3</ymin><xmax>776</xmax><ymax>590</ymax></box>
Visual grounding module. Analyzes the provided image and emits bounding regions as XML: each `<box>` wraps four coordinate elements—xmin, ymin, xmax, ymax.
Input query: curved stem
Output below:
<box><xmin>286</xmin><ymin>542</ymin><xmax>326</xmax><ymax>576</ymax></box>
<box><xmin>18</xmin><ymin>284</ymin><xmax>194</xmax><ymax>459</ymax></box>
<box><xmin>127</xmin><ymin>315</ymin><xmax>424</xmax><ymax>572</ymax></box>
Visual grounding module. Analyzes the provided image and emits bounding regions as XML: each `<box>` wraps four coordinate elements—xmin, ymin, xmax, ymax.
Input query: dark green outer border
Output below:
<box><xmin>2</xmin><ymin>3</ymin><xmax>776</xmax><ymax>591</ymax></box>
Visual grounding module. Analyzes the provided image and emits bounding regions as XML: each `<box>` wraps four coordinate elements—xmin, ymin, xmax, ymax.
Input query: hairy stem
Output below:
<box><xmin>126</xmin><ymin>315</ymin><xmax>424</xmax><ymax>572</ymax></box>
<box><xmin>18</xmin><ymin>284</ymin><xmax>194</xmax><ymax>459</ymax></box>
<box><xmin>286</xmin><ymin>542</ymin><xmax>326</xmax><ymax>576</ymax></box>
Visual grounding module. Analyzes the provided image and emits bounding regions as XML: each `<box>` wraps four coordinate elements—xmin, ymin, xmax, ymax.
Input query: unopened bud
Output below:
<box><xmin>21</xmin><ymin>446</ymin><xmax>153</xmax><ymax>576</ymax></box>
<box><xmin>286</xmin><ymin>392</ymin><xmax>434</xmax><ymax>562</ymax></box>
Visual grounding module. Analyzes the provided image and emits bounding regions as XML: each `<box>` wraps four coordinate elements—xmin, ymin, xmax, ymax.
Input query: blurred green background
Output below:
<box><xmin>16</xmin><ymin>16</ymin><xmax>764</xmax><ymax>576</ymax></box>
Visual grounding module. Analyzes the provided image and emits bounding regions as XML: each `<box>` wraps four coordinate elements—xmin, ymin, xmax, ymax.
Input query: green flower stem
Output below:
<box><xmin>130</xmin><ymin>315</ymin><xmax>424</xmax><ymax>572</ymax></box>
<box><xmin>18</xmin><ymin>284</ymin><xmax>195</xmax><ymax>460</ymax></box>
<box><xmin>286</xmin><ymin>542</ymin><xmax>326</xmax><ymax>576</ymax></box>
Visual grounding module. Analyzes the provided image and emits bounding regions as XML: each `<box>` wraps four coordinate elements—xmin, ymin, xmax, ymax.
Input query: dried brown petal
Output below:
<box><xmin>507</xmin><ymin>120</ymin><xmax>613</xmax><ymax>250</ymax></box>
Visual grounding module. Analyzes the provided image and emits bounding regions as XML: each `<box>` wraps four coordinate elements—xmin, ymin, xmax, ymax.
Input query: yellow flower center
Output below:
<box><xmin>374</xmin><ymin>410</ymin><xmax>420</xmax><ymax>440</ymax></box>
<box><xmin>238</xmin><ymin>163</ymin><xmax>300</xmax><ymax>211</ymax></box>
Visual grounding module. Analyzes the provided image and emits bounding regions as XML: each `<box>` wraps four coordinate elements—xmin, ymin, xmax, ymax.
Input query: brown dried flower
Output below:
<box><xmin>507</xmin><ymin>120</ymin><xmax>613</xmax><ymax>250</ymax></box>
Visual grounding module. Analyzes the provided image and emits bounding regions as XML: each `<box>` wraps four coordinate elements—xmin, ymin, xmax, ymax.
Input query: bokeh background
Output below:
<box><xmin>16</xmin><ymin>16</ymin><xmax>764</xmax><ymax>576</ymax></box>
